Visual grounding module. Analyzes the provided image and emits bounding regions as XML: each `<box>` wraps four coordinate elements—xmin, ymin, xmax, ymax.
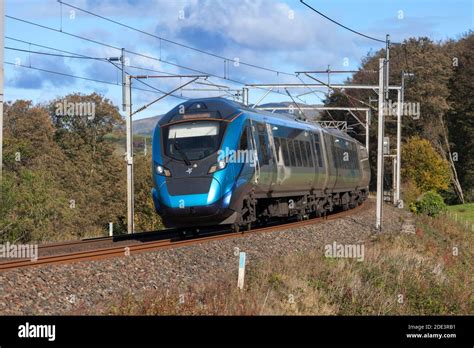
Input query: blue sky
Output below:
<box><xmin>4</xmin><ymin>0</ymin><xmax>473</xmax><ymax>120</ymax></box>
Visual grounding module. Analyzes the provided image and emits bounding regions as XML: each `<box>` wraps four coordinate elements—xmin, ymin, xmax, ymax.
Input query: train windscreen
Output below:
<box><xmin>164</xmin><ymin>121</ymin><xmax>222</xmax><ymax>161</ymax></box>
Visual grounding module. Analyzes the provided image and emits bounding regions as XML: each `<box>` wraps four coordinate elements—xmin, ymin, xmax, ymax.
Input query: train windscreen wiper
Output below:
<box><xmin>173</xmin><ymin>141</ymin><xmax>191</xmax><ymax>166</ymax></box>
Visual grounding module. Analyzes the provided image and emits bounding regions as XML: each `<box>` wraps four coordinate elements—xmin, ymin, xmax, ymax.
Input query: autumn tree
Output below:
<box><xmin>47</xmin><ymin>93</ymin><xmax>127</xmax><ymax>237</ymax></box>
<box><xmin>322</xmin><ymin>36</ymin><xmax>469</xmax><ymax>200</ymax></box>
<box><xmin>133</xmin><ymin>151</ymin><xmax>164</xmax><ymax>232</ymax></box>
<box><xmin>447</xmin><ymin>33</ymin><xmax>474</xmax><ymax>201</ymax></box>
<box><xmin>0</xmin><ymin>101</ymin><xmax>77</xmax><ymax>242</ymax></box>
<box><xmin>401</xmin><ymin>137</ymin><xmax>450</xmax><ymax>193</ymax></box>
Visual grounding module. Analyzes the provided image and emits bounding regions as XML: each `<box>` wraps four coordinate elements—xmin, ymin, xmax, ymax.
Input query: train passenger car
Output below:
<box><xmin>151</xmin><ymin>98</ymin><xmax>370</xmax><ymax>230</ymax></box>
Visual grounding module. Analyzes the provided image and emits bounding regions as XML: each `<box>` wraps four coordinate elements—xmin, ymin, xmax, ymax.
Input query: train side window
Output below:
<box><xmin>300</xmin><ymin>140</ymin><xmax>309</xmax><ymax>167</ymax></box>
<box><xmin>258</xmin><ymin>134</ymin><xmax>270</xmax><ymax>165</ymax></box>
<box><xmin>332</xmin><ymin>139</ymin><xmax>339</xmax><ymax>168</ymax></box>
<box><xmin>305</xmin><ymin>141</ymin><xmax>314</xmax><ymax>167</ymax></box>
<box><xmin>239</xmin><ymin>127</ymin><xmax>248</xmax><ymax>151</ymax></box>
<box><xmin>294</xmin><ymin>140</ymin><xmax>302</xmax><ymax>167</ymax></box>
<box><xmin>288</xmin><ymin>139</ymin><xmax>296</xmax><ymax>166</ymax></box>
<box><xmin>281</xmin><ymin>138</ymin><xmax>290</xmax><ymax>166</ymax></box>
<box><xmin>274</xmin><ymin>137</ymin><xmax>281</xmax><ymax>162</ymax></box>
<box><xmin>314</xmin><ymin>133</ymin><xmax>323</xmax><ymax>167</ymax></box>
<box><xmin>286</xmin><ymin>139</ymin><xmax>293</xmax><ymax>166</ymax></box>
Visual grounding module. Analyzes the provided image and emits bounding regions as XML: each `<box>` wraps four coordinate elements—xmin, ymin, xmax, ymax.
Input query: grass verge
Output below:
<box><xmin>84</xmin><ymin>213</ymin><xmax>473</xmax><ymax>315</ymax></box>
<box><xmin>447</xmin><ymin>203</ymin><xmax>474</xmax><ymax>224</ymax></box>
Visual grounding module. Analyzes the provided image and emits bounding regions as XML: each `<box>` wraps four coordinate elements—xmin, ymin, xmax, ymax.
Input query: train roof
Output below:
<box><xmin>158</xmin><ymin>98</ymin><xmax>239</xmax><ymax>124</ymax></box>
<box><xmin>160</xmin><ymin>98</ymin><xmax>308</xmax><ymax>119</ymax></box>
<box><xmin>158</xmin><ymin>98</ymin><xmax>362</xmax><ymax>146</ymax></box>
<box><xmin>158</xmin><ymin>97</ymin><xmax>312</xmax><ymax>125</ymax></box>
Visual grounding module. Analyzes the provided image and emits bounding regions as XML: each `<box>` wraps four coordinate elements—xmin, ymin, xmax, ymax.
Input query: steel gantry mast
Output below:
<box><xmin>245</xmin><ymin>71</ymin><xmax>402</xmax><ymax>231</ymax></box>
<box><xmin>124</xmin><ymin>74</ymin><xmax>208</xmax><ymax>234</ymax></box>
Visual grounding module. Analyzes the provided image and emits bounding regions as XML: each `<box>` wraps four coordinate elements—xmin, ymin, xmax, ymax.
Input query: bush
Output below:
<box><xmin>409</xmin><ymin>191</ymin><xmax>447</xmax><ymax>217</ymax></box>
<box><xmin>402</xmin><ymin>137</ymin><xmax>451</xmax><ymax>193</ymax></box>
<box><xmin>402</xmin><ymin>180</ymin><xmax>423</xmax><ymax>207</ymax></box>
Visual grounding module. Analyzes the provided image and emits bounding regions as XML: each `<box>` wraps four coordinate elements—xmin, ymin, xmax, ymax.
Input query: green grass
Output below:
<box><xmin>447</xmin><ymin>203</ymin><xmax>474</xmax><ymax>224</ymax></box>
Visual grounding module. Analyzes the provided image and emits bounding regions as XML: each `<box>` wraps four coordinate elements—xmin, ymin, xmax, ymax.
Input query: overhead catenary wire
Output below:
<box><xmin>299</xmin><ymin>0</ymin><xmax>386</xmax><ymax>44</ymax></box>
<box><xmin>296</xmin><ymin>74</ymin><xmax>365</xmax><ymax>131</ymax></box>
<box><xmin>6</xmin><ymin>37</ymin><xmax>236</xmax><ymax>103</ymax></box>
<box><xmin>5</xmin><ymin>15</ymin><xmax>292</xmax><ymax>100</ymax></box>
<box><xmin>104</xmin><ymin>59</ymin><xmax>188</xmax><ymax>101</ymax></box>
<box><xmin>6</xmin><ymin>39</ymin><xmax>233</xmax><ymax>101</ymax></box>
<box><xmin>58</xmin><ymin>0</ymin><xmax>295</xmax><ymax>77</ymax></box>
<box><xmin>4</xmin><ymin>60</ymin><xmax>177</xmax><ymax>97</ymax></box>
<box><xmin>6</xmin><ymin>8</ymin><xmax>409</xmax><ymax>111</ymax></box>
<box><xmin>297</xmin><ymin>73</ymin><xmax>376</xmax><ymax>111</ymax></box>
<box><xmin>5</xmin><ymin>46</ymin><xmax>107</xmax><ymax>60</ymax></box>
<box><xmin>5</xmin><ymin>43</ymin><xmax>190</xmax><ymax>100</ymax></box>
<box><xmin>283</xmin><ymin>88</ymin><xmax>308</xmax><ymax>120</ymax></box>
<box><xmin>6</xmin><ymin>15</ymin><xmax>210</xmax><ymax>76</ymax></box>
<box><xmin>299</xmin><ymin>0</ymin><xmax>406</xmax><ymax>81</ymax></box>
<box><xmin>6</xmin><ymin>36</ymin><xmax>178</xmax><ymax>76</ymax></box>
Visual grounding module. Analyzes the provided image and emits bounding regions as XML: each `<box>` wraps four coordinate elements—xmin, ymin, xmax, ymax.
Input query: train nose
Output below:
<box><xmin>158</xmin><ymin>177</ymin><xmax>222</xmax><ymax>207</ymax></box>
<box><xmin>154</xmin><ymin>177</ymin><xmax>234</xmax><ymax>227</ymax></box>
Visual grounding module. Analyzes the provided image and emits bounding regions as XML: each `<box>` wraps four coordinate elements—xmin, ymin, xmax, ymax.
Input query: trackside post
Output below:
<box><xmin>237</xmin><ymin>252</ymin><xmax>246</xmax><ymax>289</ymax></box>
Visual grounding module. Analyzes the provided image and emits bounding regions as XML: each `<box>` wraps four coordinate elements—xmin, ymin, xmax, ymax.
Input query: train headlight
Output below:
<box><xmin>156</xmin><ymin>164</ymin><xmax>171</xmax><ymax>177</ymax></box>
<box><xmin>208</xmin><ymin>159</ymin><xmax>227</xmax><ymax>174</ymax></box>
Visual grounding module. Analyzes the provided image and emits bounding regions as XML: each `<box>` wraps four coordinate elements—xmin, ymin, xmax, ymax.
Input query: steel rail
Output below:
<box><xmin>0</xmin><ymin>202</ymin><xmax>369</xmax><ymax>271</ymax></box>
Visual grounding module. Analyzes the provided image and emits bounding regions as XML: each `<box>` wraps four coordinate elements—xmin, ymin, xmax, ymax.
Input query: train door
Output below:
<box><xmin>311</xmin><ymin>131</ymin><xmax>327</xmax><ymax>190</ymax></box>
<box><xmin>237</xmin><ymin>122</ymin><xmax>256</xmax><ymax>182</ymax></box>
<box><xmin>322</xmin><ymin>133</ymin><xmax>337</xmax><ymax>192</ymax></box>
<box><xmin>250</xmin><ymin>119</ymin><xmax>275</xmax><ymax>193</ymax></box>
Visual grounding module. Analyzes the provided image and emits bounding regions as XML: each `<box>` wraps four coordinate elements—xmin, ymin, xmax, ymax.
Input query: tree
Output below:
<box><xmin>133</xmin><ymin>152</ymin><xmax>164</xmax><ymax>232</ymax></box>
<box><xmin>47</xmin><ymin>93</ymin><xmax>127</xmax><ymax>238</ymax></box>
<box><xmin>0</xmin><ymin>101</ymin><xmax>77</xmax><ymax>242</ymax></box>
<box><xmin>401</xmin><ymin>137</ymin><xmax>450</xmax><ymax>193</ymax></box>
<box><xmin>447</xmin><ymin>32</ymin><xmax>474</xmax><ymax>202</ymax></box>
<box><xmin>322</xmin><ymin>36</ymin><xmax>469</xmax><ymax>200</ymax></box>
<box><xmin>1</xmin><ymin>94</ymin><xmax>164</xmax><ymax>243</ymax></box>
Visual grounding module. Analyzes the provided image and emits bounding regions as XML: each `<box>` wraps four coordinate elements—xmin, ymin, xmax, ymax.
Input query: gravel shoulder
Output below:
<box><xmin>0</xmin><ymin>201</ymin><xmax>413</xmax><ymax>315</ymax></box>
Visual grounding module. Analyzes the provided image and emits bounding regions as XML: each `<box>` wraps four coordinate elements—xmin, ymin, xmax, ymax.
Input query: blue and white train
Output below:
<box><xmin>151</xmin><ymin>98</ymin><xmax>370</xmax><ymax>231</ymax></box>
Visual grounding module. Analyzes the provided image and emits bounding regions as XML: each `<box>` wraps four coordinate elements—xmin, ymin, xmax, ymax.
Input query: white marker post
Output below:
<box><xmin>109</xmin><ymin>222</ymin><xmax>113</xmax><ymax>237</ymax></box>
<box><xmin>237</xmin><ymin>252</ymin><xmax>246</xmax><ymax>289</ymax></box>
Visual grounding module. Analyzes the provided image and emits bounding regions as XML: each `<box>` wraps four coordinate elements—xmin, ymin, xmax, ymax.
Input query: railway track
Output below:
<box><xmin>0</xmin><ymin>202</ymin><xmax>369</xmax><ymax>272</ymax></box>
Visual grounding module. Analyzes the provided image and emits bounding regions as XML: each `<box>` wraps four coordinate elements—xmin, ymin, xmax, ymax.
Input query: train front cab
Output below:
<box><xmin>151</xmin><ymin>101</ymin><xmax>253</xmax><ymax>228</ymax></box>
